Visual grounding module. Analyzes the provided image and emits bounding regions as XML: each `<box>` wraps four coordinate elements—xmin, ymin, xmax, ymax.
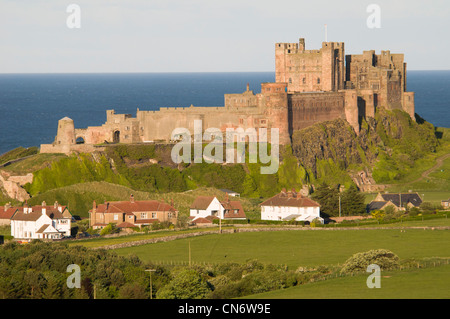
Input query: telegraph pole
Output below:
<box><xmin>145</xmin><ymin>269</ymin><xmax>156</xmax><ymax>300</ymax></box>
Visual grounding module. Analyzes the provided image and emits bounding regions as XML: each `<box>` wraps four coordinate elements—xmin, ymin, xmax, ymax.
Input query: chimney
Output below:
<box><xmin>92</xmin><ymin>200</ymin><xmax>97</xmax><ymax>213</ymax></box>
<box><xmin>41</xmin><ymin>201</ymin><xmax>46</xmax><ymax>215</ymax></box>
<box><xmin>54</xmin><ymin>201</ymin><xmax>58</xmax><ymax>209</ymax></box>
<box><xmin>130</xmin><ymin>194</ymin><xmax>135</xmax><ymax>203</ymax></box>
<box><xmin>4</xmin><ymin>202</ymin><xmax>11</xmax><ymax>211</ymax></box>
<box><xmin>171</xmin><ymin>198</ymin><xmax>174</xmax><ymax>207</ymax></box>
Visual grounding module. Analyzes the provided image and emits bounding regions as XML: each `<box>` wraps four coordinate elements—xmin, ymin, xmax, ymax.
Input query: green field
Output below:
<box><xmin>242</xmin><ymin>263</ymin><xmax>450</xmax><ymax>299</ymax></box>
<box><xmin>113</xmin><ymin>228</ymin><xmax>450</xmax><ymax>270</ymax></box>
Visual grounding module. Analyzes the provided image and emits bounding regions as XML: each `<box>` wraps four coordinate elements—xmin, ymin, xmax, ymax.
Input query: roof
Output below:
<box><xmin>222</xmin><ymin>200</ymin><xmax>246</xmax><ymax>219</ymax></box>
<box><xmin>11</xmin><ymin>205</ymin><xmax>70</xmax><ymax>221</ymax></box>
<box><xmin>134</xmin><ymin>219</ymin><xmax>159</xmax><ymax>224</ymax></box>
<box><xmin>260</xmin><ymin>190</ymin><xmax>320</xmax><ymax>208</ymax></box>
<box><xmin>92</xmin><ymin>200</ymin><xmax>177</xmax><ymax>214</ymax></box>
<box><xmin>116</xmin><ymin>222</ymin><xmax>136</xmax><ymax>228</ymax></box>
<box><xmin>0</xmin><ymin>207</ymin><xmax>17</xmax><ymax>220</ymax></box>
<box><xmin>367</xmin><ymin>201</ymin><xmax>388</xmax><ymax>211</ymax></box>
<box><xmin>379</xmin><ymin>193</ymin><xmax>422</xmax><ymax>207</ymax></box>
<box><xmin>220</xmin><ymin>189</ymin><xmax>240</xmax><ymax>194</ymax></box>
<box><xmin>190</xmin><ymin>196</ymin><xmax>215</xmax><ymax>210</ymax></box>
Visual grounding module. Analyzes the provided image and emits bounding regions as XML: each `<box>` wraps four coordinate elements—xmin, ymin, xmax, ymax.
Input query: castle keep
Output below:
<box><xmin>41</xmin><ymin>37</ymin><xmax>415</xmax><ymax>154</ymax></box>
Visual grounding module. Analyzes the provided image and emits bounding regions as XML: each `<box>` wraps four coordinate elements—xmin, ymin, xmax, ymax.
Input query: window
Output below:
<box><xmin>152</xmin><ymin>213</ymin><xmax>157</xmax><ymax>218</ymax></box>
<box><xmin>234</xmin><ymin>209</ymin><xmax>239</xmax><ymax>214</ymax></box>
<box><xmin>140</xmin><ymin>213</ymin><xmax>147</xmax><ymax>219</ymax></box>
<box><xmin>289</xmin><ymin>78</ymin><xmax>292</xmax><ymax>84</ymax></box>
<box><xmin>114</xmin><ymin>214</ymin><xmax>118</xmax><ymax>220</ymax></box>
<box><xmin>302</xmin><ymin>78</ymin><xmax>306</xmax><ymax>84</ymax></box>
<box><xmin>317</xmin><ymin>78</ymin><xmax>321</xmax><ymax>84</ymax></box>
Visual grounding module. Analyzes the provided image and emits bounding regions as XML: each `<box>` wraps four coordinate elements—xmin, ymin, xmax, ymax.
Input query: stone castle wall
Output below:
<box><xmin>40</xmin><ymin>37</ymin><xmax>415</xmax><ymax>155</ymax></box>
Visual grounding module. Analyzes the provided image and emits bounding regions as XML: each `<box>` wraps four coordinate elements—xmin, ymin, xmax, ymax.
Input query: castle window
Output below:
<box><xmin>289</xmin><ymin>78</ymin><xmax>292</xmax><ymax>84</ymax></box>
<box><xmin>303</xmin><ymin>78</ymin><xmax>306</xmax><ymax>84</ymax></box>
<box><xmin>317</xmin><ymin>78</ymin><xmax>320</xmax><ymax>84</ymax></box>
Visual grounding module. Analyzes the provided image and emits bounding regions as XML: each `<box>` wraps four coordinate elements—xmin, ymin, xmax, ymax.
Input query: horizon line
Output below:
<box><xmin>0</xmin><ymin>69</ymin><xmax>449</xmax><ymax>75</ymax></box>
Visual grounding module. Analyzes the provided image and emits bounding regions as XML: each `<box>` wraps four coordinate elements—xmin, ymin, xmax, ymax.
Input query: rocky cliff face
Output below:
<box><xmin>290</xmin><ymin>108</ymin><xmax>438</xmax><ymax>188</ymax></box>
<box><xmin>0</xmin><ymin>171</ymin><xmax>32</xmax><ymax>202</ymax></box>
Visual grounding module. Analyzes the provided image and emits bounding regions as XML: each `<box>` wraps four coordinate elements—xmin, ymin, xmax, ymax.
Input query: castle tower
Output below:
<box><xmin>259</xmin><ymin>82</ymin><xmax>290</xmax><ymax>145</ymax></box>
<box><xmin>55</xmin><ymin>117</ymin><xmax>76</xmax><ymax>146</ymax></box>
<box><xmin>275</xmin><ymin>38</ymin><xmax>345</xmax><ymax>93</ymax></box>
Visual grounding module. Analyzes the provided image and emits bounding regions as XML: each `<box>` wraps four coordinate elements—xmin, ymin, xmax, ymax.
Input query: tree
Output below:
<box><xmin>156</xmin><ymin>269</ymin><xmax>212</xmax><ymax>299</ymax></box>
<box><xmin>340</xmin><ymin>185</ymin><xmax>366</xmax><ymax>216</ymax></box>
<box><xmin>311</xmin><ymin>183</ymin><xmax>339</xmax><ymax>217</ymax></box>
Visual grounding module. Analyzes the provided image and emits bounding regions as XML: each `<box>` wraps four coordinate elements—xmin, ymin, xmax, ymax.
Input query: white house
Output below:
<box><xmin>189</xmin><ymin>196</ymin><xmax>246</xmax><ymax>221</ymax></box>
<box><xmin>260</xmin><ymin>189</ymin><xmax>323</xmax><ymax>223</ymax></box>
<box><xmin>10</xmin><ymin>201</ymin><xmax>72</xmax><ymax>241</ymax></box>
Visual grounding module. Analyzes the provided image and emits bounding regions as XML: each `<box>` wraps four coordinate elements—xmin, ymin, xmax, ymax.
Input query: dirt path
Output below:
<box><xmin>408</xmin><ymin>153</ymin><xmax>450</xmax><ymax>185</ymax></box>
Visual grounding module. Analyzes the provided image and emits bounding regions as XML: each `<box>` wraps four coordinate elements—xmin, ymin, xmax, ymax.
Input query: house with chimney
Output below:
<box><xmin>10</xmin><ymin>201</ymin><xmax>73</xmax><ymax>241</ymax></box>
<box><xmin>189</xmin><ymin>195</ymin><xmax>246</xmax><ymax>223</ymax></box>
<box><xmin>260</xmin><ymin>188</ymin><xmax>322</xmax><ymax>223</ymax></box>
<box><xmin>89</xmin><ymin>195</ymin><xmax>178</xmax><ymax>230</ymax></box>
<box><xmin>367</xmin><ymin>192</ymin><xmax>423</xmax><ymax>212</ymax></box>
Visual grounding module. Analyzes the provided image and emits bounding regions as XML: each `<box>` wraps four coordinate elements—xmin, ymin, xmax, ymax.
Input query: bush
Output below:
<box><xmin>340</xmin><ymin>249</ymin><xmax>400</xmax><ymax>274</ymax></box>
<box><xmin>100</xmin><ymin>223</ymin><xmax>119</xmax><ymax>236</ymax></box>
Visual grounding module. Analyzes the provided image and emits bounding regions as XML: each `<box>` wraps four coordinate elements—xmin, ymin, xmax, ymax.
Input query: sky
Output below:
<box><xmin>0</xmin><ymin>0</ymin><xmax>449</xmax><ymax>73</ymax></box>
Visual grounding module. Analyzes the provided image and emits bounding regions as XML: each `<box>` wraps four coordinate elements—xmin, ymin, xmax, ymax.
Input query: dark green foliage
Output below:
<box><xmin>0</xmin><ymin>241</ymin><xmax>157</xmax><ymax>299</ymax></box>
<box><xmin>156</xmin><ymin>268</ymin><xmax>212</xmax><ymax>299</ymax></box>
<box><xmin>311</xmin><ymin>183</ymin><xmax>340</xmax><ymax>217</ymax></box>
<box><xmin>340</xmin><ymin>185</ymin><xmax>367</xmax><ymax>216</ymax></box>
<box><xmin>312</xmin><ymin>183</ymin><xmax>367</xmax><ymax>217</ymax></box>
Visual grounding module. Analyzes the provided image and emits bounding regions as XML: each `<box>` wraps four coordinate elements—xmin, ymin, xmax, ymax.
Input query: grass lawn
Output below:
<box><xmin>113</xmin><ymin>228</ymin><xmax>450</xmax><ymax>270</ymax></box>
<box><xmin>242</xmin><ymin>263</ymin><xmax>450</xmax><ymax>299</ymax></box>
<box><xmin>68</xmin><ymin>226</ymin><xmax>231</xmax><ymax>249</ymax></box>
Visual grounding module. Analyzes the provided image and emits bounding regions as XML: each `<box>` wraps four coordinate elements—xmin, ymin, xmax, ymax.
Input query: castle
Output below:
<box><xmin>40</xmin><ymin>37</ymin><xmax>415</xmax><ymax>154</ymax></box>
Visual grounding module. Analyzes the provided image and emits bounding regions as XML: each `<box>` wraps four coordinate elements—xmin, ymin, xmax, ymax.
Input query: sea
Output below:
<box><xmin>0</xmin><ymin>71</ymin><xmax>449</xmax><ymax>155</ymax></box>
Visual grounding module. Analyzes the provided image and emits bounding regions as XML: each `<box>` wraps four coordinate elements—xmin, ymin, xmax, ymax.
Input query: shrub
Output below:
<box><xmin>100</xmin><ymin>223</ymin><xmax>119</xmax><ymax>236</ymax></box>
<box><xmin>340</xmin><ymin>249</ymin><xmax>400</xmax><ymax>274</ymax></box>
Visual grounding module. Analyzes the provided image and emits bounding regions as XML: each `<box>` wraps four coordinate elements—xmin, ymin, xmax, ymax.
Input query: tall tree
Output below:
<box><xmin>311</xmin><ymin>183</ymin><xmax>339</xmax><ymax>217</ymax></box>
<box><xmin>340</xmin><ymin>185</ymin><xmax>367</xmax><ymax>216</ymax></box>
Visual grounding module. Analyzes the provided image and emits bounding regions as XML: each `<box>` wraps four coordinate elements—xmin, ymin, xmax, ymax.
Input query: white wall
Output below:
<box><xmin>190</xmin><ymin>197</ymin><xmax>224</xmax><ymax>219</ymax></box>
<box><xmin>261</xmin><ymin>205</ymin><xmax>321</xmax><ymax>221</ymax></box>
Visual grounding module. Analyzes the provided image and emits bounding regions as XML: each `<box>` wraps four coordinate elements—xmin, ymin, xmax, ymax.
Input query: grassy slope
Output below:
<box><xmin>112</xmin><ymin>228</ymin><xmax>450</xmax><ymax>269</ymax></box>
<box><xmin>242</xmin><ymin>263</ymin><xmax>450</xmax><ymax>299</ymax></box>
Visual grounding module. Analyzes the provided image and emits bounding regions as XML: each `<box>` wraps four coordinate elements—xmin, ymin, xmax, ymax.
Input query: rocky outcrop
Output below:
<box><xmin>0</xmin><ymin>171</ymin><xmax>32</xmax><ymax>202</ymax></box>
<box><xmin>290</xmin><ymin>108</ymin><xmax>438</xmax><ymax>189</ymax></box>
